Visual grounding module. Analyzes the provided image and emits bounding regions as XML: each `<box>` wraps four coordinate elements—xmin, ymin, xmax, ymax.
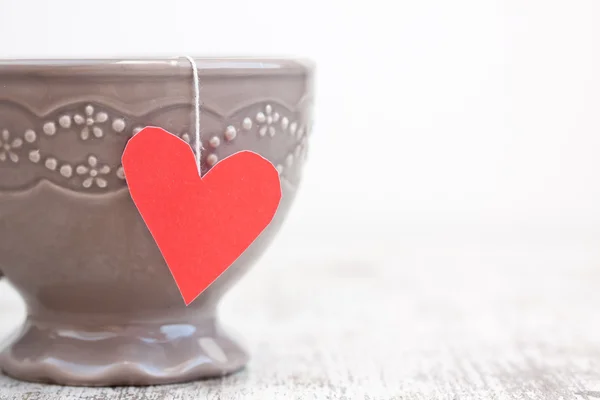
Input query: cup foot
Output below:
<box><xmin>0</xmin><ymin>315</ymin><xmax>248</xmax><ymax>386</ymax></box>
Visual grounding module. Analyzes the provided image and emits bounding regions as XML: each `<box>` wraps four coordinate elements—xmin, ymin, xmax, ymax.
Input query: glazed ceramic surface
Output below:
<box><xmin>0</xmin><ymin>58</ymin><xmax>314</xmax><ymax>386</ymax></box>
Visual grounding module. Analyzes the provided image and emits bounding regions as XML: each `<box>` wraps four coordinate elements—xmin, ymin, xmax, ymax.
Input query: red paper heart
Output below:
<box><xmin>122</xmin><ymin>127</ymin><xmax>281</xmax><ymax>305</ymax></box>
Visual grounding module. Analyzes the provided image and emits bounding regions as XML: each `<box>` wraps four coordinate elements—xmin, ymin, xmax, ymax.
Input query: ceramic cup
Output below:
<box><xmin>0</xmin><ymin>58</ymin><xmax>314</xmax><ymax>386</ymax></box>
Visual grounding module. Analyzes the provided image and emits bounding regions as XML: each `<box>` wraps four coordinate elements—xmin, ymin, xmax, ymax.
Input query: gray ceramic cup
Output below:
<box><xmin>0</xmin><ymin>58</ymin><xmax>314</xmax><ymax>386</ymax></box>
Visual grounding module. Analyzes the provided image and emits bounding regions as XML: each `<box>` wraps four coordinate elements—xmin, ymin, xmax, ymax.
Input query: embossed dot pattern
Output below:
<box><xmin>0</xmin><ymin>102</ymin><xmax>310</xmax><ymax>191</ymax></box>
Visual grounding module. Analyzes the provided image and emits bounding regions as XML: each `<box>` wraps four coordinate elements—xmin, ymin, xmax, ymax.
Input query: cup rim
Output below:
<box><xmin>0</xmin><ymin>57</ymin><xmax>315</xmax><ymax>77</ymax></box>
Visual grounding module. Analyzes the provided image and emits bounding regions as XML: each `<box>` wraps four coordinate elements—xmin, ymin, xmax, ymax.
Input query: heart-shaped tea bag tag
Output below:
<box><xmin>122</xmin><ymin>127</ymin><xmax>282</xmax><ymax>305</ymax></box>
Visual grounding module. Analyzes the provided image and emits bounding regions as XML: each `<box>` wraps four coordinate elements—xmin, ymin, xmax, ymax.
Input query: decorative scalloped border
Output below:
<box><xmin>0</xmin><ymin>96</ymin><xmax>309</xmax><ymax>120</ymax></box>
<box><xmin>0</xmin><ymin>171</ymin><xmax>297</xmax><ymax>198</ymax></box>
<box><xmin>0</xmin><ymin>100</ymin><xmax>311</xmax><ymax>193</ymax></box>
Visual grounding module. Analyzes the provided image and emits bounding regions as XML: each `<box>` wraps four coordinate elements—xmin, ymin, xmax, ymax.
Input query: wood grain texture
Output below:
<box><xmin>1</xmin><ymin>228</ymin><xmax>600</xmax><ymax>399</ymax></box>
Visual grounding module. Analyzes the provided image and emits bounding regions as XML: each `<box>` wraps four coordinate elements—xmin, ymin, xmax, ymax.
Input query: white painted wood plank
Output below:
<box><xmin>1</xmin><ymin>232</ymin><xmax>600</xmax><ymax>399</ymax></box>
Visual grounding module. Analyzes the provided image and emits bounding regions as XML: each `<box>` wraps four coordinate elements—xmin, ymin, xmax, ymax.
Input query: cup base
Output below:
<box><xmin>0</xmin><ymin>315</ymin><xmax>248</xmax><ymax>386</ymax></box>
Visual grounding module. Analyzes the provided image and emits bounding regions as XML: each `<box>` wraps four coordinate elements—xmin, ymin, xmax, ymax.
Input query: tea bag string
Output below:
<box><xmin>183</xmin><ymin>56</ymin><xmax>201</xmax><ymax>172</ymax></box>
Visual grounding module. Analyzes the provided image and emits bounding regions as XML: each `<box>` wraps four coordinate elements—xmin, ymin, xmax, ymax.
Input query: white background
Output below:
<box><xmin>1</xmin><ymin>2</ymin><xmax>600</xmax><ymax>396</ymax></box>
<box><xmin>0</xmin><ymin>1</ymin><xmax>600</xmax><ymax>259</ymax></box>
<box><xmin>2</xmin><ymin>0</ymin><xmax>600</xmax><ymax>239</ymax></box>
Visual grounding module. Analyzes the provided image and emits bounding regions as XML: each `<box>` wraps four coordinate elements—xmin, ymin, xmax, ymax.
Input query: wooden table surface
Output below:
<box><xmin>1</xmin><ymin>226</ymin><xmax>600</xmax><ymax>399</ymax></box>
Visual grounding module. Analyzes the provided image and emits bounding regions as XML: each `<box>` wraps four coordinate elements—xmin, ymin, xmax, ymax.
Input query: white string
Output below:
<box><xmin>183</xmin><ymin>56</ymin><xmax>201</xmax><ymax>172</ymax></box>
